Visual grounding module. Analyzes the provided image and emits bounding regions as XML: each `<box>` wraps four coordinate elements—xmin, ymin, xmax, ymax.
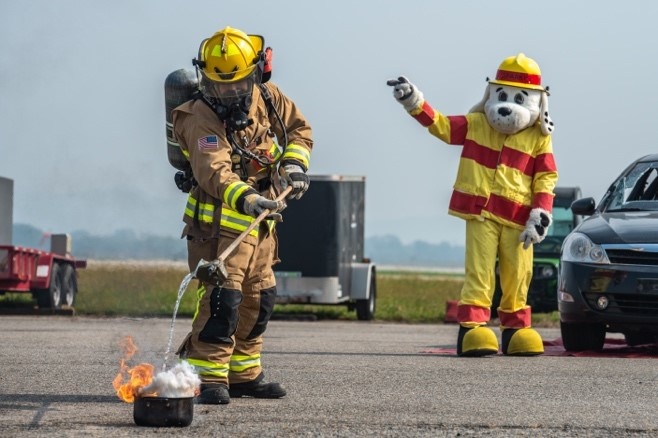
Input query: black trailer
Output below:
<box><xmin>274</xmin><ymin>175</ymin><xmax>376</xmax><ymax>320</ymax></box>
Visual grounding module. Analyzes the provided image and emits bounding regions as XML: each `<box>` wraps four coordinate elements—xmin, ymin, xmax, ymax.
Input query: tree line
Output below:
<box><xmin>12</xmin><ymin>224</ymin><xmax>465</xmax><ymax>267</ymax></box>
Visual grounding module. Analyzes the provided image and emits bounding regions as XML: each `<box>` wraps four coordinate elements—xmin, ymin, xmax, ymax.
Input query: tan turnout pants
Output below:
<box><xmin>178</xmin><ymin>228</ymin><xmax>278</xmax><ymax>385</ymax></box>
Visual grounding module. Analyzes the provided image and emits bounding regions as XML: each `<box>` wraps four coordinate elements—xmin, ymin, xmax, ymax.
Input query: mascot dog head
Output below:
<box><xmin>470</xmin><ymin>53</ymin><xmax>554</xmax><ymax>136</ymax></box>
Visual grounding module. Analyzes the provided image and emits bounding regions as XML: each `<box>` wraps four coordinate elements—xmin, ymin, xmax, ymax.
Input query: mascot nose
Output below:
<box><xmin>497</xmin><ymin>107</ymin><xmax>512</xmax><ymax>117</ymax></box>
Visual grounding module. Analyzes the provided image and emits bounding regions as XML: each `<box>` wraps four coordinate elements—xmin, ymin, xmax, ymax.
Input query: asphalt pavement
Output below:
<box><xmin>1</xmin><ymin>315</ymin><xmax>657</xmax><ymax>437</ymax></box>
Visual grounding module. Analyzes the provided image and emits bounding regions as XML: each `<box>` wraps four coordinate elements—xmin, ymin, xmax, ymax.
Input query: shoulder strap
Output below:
<box><xmin>258</xmin><ymin>83</ymin><xmax>275</xmax><ymax>112</ymax></box>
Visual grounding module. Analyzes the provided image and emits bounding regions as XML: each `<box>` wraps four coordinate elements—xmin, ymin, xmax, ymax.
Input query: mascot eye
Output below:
<box><xmin>514</xmin><ymin>93</ymin><xmax>525</xmax><ymax>104</ymax></box>
<box><xmin>498</xmin><ymin>91</ymin><xmax>508</xmax><ymax>102</ymax></box>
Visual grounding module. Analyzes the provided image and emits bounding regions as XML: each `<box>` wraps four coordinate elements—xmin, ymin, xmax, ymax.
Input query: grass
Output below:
<box><xmin>0</xmin><ymin>262</ymin><xmax>559</xmax><ymax>327</ymax></box>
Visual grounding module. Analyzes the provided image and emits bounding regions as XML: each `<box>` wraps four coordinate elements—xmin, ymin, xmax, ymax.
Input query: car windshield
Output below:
<box><xmin>603</xmin><ymin>161</ymin><xmax>658</xmax><ymax>212</ymax></box>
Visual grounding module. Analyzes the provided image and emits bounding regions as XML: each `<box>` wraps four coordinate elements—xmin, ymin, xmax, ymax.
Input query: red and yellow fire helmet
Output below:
<box><xmin>488</xmin><ymin>53</ymin><xmax>544</xmax><ymax>91</ymax></box>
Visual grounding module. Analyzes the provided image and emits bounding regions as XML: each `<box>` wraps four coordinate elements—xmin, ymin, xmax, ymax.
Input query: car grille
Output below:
<box><xmin>606</xmin><ymin>249</ymin><xmax>658</xmax><ymax>266</ymax></box>
<box><xmin>584</xmin><ymin>292</ymin><xmax>658</xmax><ymax>316</ymax></box>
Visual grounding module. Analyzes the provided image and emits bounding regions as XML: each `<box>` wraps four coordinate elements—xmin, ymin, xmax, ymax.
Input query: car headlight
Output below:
<box><xmin>561</xmin><ymin>232</ymin><xmax>610</xmax><ymax>264</ymax></box>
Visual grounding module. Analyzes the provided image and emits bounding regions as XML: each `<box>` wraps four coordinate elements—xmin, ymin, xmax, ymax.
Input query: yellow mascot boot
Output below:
<box><xmin>457</xmin><ymin>326</ymin><xmax>499</xmax><ymax>357</ymax></box>
<box><xmin>501</xmin><ymin>328</ymin><xmax>544</xmax><ymax>356</ymax></box>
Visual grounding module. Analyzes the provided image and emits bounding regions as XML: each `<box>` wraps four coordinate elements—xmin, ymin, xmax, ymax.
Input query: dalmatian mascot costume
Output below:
<box><xmin>388</xmin><ymin>53</ymin><xmax>558</xmax><ymax>356</ymax></box>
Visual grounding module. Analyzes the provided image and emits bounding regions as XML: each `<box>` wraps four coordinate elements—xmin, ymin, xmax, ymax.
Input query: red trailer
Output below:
<box><xmin>0</xmin><ymin>239</ymin><xmax>86</xmax><ymax>309</ymax></box>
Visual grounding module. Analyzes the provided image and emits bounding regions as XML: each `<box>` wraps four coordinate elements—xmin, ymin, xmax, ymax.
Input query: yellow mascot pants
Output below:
<box><xmin>457</xmin><ymin>218</ymin><xmax>534</xmax><ymax>329</ymax></box>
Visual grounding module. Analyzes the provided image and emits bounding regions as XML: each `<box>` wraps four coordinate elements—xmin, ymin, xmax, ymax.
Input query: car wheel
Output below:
<box><xmin>560</xmin><ymin>321</ymin><xmax>606</xmax><ymax>352</ymax></box>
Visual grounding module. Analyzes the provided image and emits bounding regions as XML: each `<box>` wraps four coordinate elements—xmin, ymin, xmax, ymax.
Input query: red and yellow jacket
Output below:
<box><xmin>410</xmin><ymin>101</ymin><xmax>558</xmax><ymax>229</ymax></box>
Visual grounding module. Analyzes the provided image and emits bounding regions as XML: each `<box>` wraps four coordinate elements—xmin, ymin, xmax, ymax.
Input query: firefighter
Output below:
<box><xmin>172</xmin><ymin>26</ymin><xmax>313</xmax><ymax>404</ymax></box>
<box><xmin>388</xmin><ymin>54</ymin><xmax>558</xmax><ymax>356</ymax></box>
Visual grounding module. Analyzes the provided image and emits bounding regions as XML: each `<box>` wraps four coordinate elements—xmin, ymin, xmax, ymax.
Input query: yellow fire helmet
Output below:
<box><xmin>488</xmin><ymin>53</ymin><xmax>544</xmax><ymax>91</ymax></box>
<box><xmin>195</xmin><ymin>26</ymin><xmax>265</xmax><ymax>83</ymax></box>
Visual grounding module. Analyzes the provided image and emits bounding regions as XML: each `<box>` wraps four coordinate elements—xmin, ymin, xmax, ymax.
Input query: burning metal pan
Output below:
<box><xmin>133</xmin><ymin>396</ymin><xmax>194</xmax><ymax>427</ymax></box>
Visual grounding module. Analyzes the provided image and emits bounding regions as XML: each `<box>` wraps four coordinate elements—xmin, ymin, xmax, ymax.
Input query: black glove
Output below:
<box><xmin>279</xmin><ymin>164</ymin><xmax>310</xmax><ymax>200</ymax></box>
<box><xmin>174</xmin><ymin>167</ymin><xmax>197</xmax><ymax>193</ymax></box>
<box><xmin>243</xmin><ymin>194</ymin><xmax>284</xmax><ymax>221</ymax></box>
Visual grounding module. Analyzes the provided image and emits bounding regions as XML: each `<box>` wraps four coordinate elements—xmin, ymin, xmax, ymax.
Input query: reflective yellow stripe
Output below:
<box><xmin>221</xmin><ymin>210</ymin><xmax>259</xmax><ymax>237</ymax></box>
<box><xmin>224</xmin><ymin>181</ymin><xmax>252</xmax><ymax>210</ymax></box>
<box><xmin>192</xmin><ymin>285</ymin><xmax>206</xmax><ymax>322</ymax></box>
<box><xmin>229</xmin><ymin>353</ymin><xmax>261</xmax><ymax>373</ymax></box>
<box><xmin>184</xmin><ymin>195</ymin><xmax>214</xmax><ymax>223</ymax></box>
<box><xmin>185</xmin><ymin>193</ymin><xmax>275</xmax><ymax>237</ymax></box>
<box><xmin>282</xmin><ymin>144</ymin><xmax>310</xmax><ymax>169</ymax></box>
<box><xmin>256</xmin><ymin>143</ymin><xmax>284</xmax><ymax>173</ymax></box>
<box><xmin>269</xmin><ymin>143</ymin><xmax>282</xmax><ymax>161</ymax></box>
<box><xmin>185</xmin><ymin>358</ymin><xmax>229</xmax><ymax>378</ymax></box>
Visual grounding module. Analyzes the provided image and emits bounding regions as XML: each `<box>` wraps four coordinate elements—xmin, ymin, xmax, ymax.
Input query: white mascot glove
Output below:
<box><xmin>243</xmin><ymin>194</ymin><xmax>284</xmax><ymax>221</ymax></box>
<box><xmin>279</xmin><ymin>164</ymin><xmax>310</xmax><ymax>200</ymax></box>
<box><xmin>386</xmin><ymin>76</ymin><xmax>424</xmax><ymax>112</ymax></box>
<box><xmin>520</xmin><ymin>208</ymin><xmax>553</xmax><ymax>249</ymax></box>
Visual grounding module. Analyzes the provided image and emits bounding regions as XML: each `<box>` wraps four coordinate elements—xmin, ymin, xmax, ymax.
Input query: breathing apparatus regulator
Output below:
<box><xmin>164</xmin><ymin>26</ymin><xmax>285</xmax><ymax>192</ymax></box>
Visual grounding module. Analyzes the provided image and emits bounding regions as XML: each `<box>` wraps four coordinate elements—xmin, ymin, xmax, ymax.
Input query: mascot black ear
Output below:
<box><xmin>539</xmin><ymin>89</ymin><xmax>554</xmax><ymax>135</ymax></box>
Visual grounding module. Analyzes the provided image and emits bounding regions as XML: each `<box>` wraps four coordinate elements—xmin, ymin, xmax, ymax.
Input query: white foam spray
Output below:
<box><xmin>140</xmin><ymin>361</ymin><xmax>201</xmax><ymax>398</ymax></box>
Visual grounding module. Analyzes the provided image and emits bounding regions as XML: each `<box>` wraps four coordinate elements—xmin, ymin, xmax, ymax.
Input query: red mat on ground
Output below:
<box><xmin>421</xmin><ymin>338</ymin><xmax>658</xmax><ymax>358</ymax></box>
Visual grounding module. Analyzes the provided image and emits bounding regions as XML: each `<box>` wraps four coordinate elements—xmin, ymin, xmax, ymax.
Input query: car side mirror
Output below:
<box><xmin>571</xmin><ymin>197</ymin><xmax>596</xmax><ymax>216</ymax></box>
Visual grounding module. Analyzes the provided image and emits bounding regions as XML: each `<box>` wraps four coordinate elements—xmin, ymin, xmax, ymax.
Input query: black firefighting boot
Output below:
<box><xmin>197</xmin><ymin>383</ymin><xmax>230</xmax><ymax>405</ymax></box>
<box><xmin>229</xmin><ymin>373</ymin><xmax>287</xmax><ymax>399</ymax></box>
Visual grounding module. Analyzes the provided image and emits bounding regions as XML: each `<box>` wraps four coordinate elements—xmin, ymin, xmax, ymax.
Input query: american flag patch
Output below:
<box><xmin>198</xmin><ymin>135</ymin><xmax>219</xmax><ymax>151</ymax></box>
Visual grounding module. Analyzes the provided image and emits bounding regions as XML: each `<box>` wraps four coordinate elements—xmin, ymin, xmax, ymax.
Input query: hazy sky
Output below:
<box><xmin>2</xmin><ymin>1</ymin><xmax>657</xmax><ymax>245</ymax></box>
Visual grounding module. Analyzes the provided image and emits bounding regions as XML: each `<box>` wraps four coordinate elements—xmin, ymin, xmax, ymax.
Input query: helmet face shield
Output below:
<box><xmin>200</xmin><ymin>68</ymin><xmax>260</xmax><ymax>108</ymax></box>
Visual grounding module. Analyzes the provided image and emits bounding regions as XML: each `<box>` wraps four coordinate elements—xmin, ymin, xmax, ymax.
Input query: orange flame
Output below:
<box><xmin>112</xmin><ymin>336</ymin><xmax>157</xmax><ymax>403</ymax></box>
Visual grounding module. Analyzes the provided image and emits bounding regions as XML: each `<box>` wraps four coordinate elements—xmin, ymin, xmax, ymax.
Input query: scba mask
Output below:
<box><xmin>200</xmin><ymin>69</ymin><xmax>261</xmax><ymax>131</ymax></box>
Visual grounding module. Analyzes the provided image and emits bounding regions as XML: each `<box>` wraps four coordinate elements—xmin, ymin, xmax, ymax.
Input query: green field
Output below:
<box><xmin>0</xmin><ymin>262</ymin><xmax>559</xmax><ymax>326</ymax></box>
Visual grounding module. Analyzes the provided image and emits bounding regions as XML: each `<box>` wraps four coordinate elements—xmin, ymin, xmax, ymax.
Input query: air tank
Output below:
<box><xmin>164</xmin><ymin>68</ymin><xmax>198</xmax><ymax>170</ymax></box>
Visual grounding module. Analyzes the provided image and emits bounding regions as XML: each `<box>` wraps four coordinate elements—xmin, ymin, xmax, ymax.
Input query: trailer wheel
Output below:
<box><xmin>36</xmin><ymin>263</ymin><xmax>63</xmax><ymax>309</ymax></box>
<box><xmin>356</xmin><ymin>269</ymin><xmax>376</xmax><ymax>321</ymax></box>
<box><xmin>60</xmin><ymin>264</ymin><xmax>77</xmax><ymax>307</ymax></box>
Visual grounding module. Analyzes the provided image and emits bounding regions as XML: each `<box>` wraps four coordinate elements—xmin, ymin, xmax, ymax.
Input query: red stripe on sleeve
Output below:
<box><xmin>532</xmin><ymin>192</ymin><xmax>554</xmax><ymax>212</ymax></box>
<box><xmin>413</xmin><ymin>101</ymin><xmax>436</xmax><ymax>127</ymax></box>
<box><xmin>535</xmin><ymin>153</ymin><xmax>557</xmax><ymax>173</ymax></box>
<box><xmin>448</xmin><ymin>116</ymin><xmax>468</xmax><ymax>144</ymax></box>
